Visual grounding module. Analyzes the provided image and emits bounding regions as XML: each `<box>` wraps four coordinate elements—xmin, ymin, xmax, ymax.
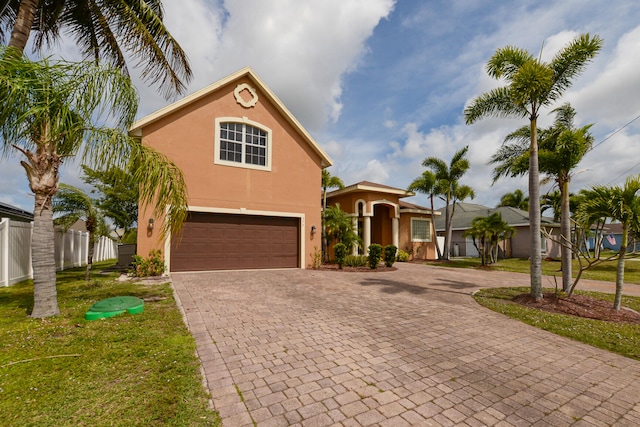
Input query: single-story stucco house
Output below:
<box><xmin>326</xmin><ymin>181</ymin><xmax>440</xmax><ymax>260</ymax></box>
<box><xmin>130</xmin><ymin>67</ymin><xmax>332</xmax><ymax>272</ymax></box>
<box><xmin>434</xmin><ymin>203</ymin><xmax>561</xmax><ymax>259</ymax></box>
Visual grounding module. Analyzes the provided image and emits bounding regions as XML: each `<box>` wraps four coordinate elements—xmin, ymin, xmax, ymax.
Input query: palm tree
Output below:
<box><xmin>464</xmin><ymin>34</ymin><xmax>602</xmax><ymax>299</ymax></box>
<box><xmin>408</xmin><ymin>170</ymin><xmax>443</xmax><ymax>259</ymax></box>
<box><xmin>498</xmin><ymin>189</ymin><xmax>529</xmax><ymax>210</ymax></box>
<box><xmin>0</xmin><ymin>0</ymin><xmax>191</xmax><ymax>98</ymax></box>
<box><xmin>321</xmin><ymin>169</ymin><xmax>345</xmax><ymax>261</ymax></box>
<box><xmin>0</xmin><ymin>47</ymin><xmax>188</xmax><ymax>318</ymax></box>
<box><xmin>463</xmin><ymin>212</ymin><xmax>515</xmax><ymax>266</ymax></box>
<box><xmin>322</xmin><ymin>169</ymin><xmax>345</xmax><ymax>210</ymax></box>
<box><xmin>422</xmin><ymin>146</ymin><xmax>475</xmax><ymax>260</ymax></box>
<box><xmin>323</xmin><ymin>205</ymin><xmax>360</xmax><ymax>253</ymax></box>
<box><xmin>576</xmin><ymin>176</ymin><xmax>640</xmax><ymax>310</ymax></box>
<box><xmin>489</xmin><ymin>104</ymin><xmax>594</xmax><ymax>291</ymax></box>
<box><xmin>53</xmin><ymin>184</ymin><xmax>105</xmax><ymax>281</ymax></box>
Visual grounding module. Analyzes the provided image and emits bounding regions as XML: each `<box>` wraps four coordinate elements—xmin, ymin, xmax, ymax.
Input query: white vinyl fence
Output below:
<box><xmin>0</xmin><ymin>217</ymin><xmax>118</xmax><ymax>287</ymax></box>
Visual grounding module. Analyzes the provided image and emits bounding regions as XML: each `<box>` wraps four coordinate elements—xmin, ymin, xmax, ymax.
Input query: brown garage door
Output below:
<box><xmin>170</xmin><ymin>212</ymin><xmax>300</xmax><ymax>272</ymax></box>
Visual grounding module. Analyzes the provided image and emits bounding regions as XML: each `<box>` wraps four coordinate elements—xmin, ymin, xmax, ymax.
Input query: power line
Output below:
<box><xmin>591</xmin><ymin>113</ymin><xmax>640</xmax><ymax>151</ymax></box>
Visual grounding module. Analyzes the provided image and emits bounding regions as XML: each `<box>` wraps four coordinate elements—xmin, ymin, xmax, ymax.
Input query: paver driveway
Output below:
<box><xmin>171</xmin><ymin>263</ymin><xmax>640</xmax><ymax>426</ymax></box>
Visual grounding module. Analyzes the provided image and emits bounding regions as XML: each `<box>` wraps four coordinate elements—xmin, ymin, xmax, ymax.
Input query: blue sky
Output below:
<box><xmin>2</xmin><ymin>0</ymin><xmax>640</xmax><ymax>213</ymax></box>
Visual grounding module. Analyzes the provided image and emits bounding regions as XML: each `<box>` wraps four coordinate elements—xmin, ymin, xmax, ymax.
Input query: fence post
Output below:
<box><xmin>1</xmin><ymin>218</ymin><xmax>8</xmax><ymax>287</ymax></box>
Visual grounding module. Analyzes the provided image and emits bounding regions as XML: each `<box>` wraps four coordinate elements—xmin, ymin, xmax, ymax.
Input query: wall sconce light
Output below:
<box><xmin>311</xmin><ymin>225</ymin><xmax>317</xmax><ymax>235</ymax></box>
<box><xmin>148</xmin><ymin>218</ymin><xmax>154</xmax><ymax>230</ymax></box>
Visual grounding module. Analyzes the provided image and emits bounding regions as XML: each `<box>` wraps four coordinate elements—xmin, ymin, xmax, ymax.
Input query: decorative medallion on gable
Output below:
<box><xmin>234</xmin><ymin>83</ymin><xmax>259</xmax><ymax>108</ymax></box>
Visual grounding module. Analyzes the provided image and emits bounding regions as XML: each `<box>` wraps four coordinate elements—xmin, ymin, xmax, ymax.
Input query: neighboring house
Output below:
<box><xmin>130</xmin><ymin>67</ymin><xmax>332</xmax><ymax>272</ymax></box>
<box><xmin>0</xmin><ymin>201</ymin><xmax>33</xmax><ymax>222</ymax></box>
<box><xmin>434</xmin><ymin>203</ymin><xmax>561</xmax><ymax>259</ymax></box>
<box><xmin>601</xmin><ymin>223</ymin><xmax>640</xmax><ymax>252</ymax></box>
<box><xmin>326</xmin><ymin>181</ymin><xmax>440</xmax><ymax>260</ymax></box>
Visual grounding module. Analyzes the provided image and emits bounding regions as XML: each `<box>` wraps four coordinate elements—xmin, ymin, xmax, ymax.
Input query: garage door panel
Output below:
<box><xmin>171</xmin><ymin>212</ymin><xmax>300</xmax><ymax>272</ymax></box>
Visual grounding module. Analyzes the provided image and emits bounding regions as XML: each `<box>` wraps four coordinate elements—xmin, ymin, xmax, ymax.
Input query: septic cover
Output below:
<box><xmin>85</xmin><ymin>296</ymin><xmax>144</xmax><ymax>321</ymax></box>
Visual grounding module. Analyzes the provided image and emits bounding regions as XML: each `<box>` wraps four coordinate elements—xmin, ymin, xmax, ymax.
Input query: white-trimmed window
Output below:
<box><xmin>215</xmin><ymin>117</ymin><xmax>272</xmax><ymax>171</ymax></box>
<box><xmin>411</xmin><ymin>218</ymin><xmax>432</xmax><ymax>242</ymax></box>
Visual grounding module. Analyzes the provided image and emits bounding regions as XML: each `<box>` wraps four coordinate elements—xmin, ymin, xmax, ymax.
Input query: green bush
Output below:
<box><xmin>396</xmin><ymin>249</ymin><xmax>410</xmax><ymax>262</ymax></box>
<box><xmin>344</xmin><ymin>255</ymin><xmax>368</xmax><ymax>267</ymax></box>
<box><xmin>368</xmin><ymin>244</ymin><xmax>382</xmax><ymax>269</ymax></box>
<box><xmin>130</xmin><ymin>249</ymin><xmax>165</xmax><ymax>277</ymax></box>
<box><xmin>384</xmin><ymin>245</ymin><xmax>397</xmax><ymax>267</ymax></box>
<box><xmin>334</xmin><ymin>243</ymin><xmax>347</xmax><ymax>269</ymax></box>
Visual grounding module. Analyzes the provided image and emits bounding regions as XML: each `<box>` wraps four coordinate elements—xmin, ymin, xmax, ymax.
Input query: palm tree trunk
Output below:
<box><xmin>560</xmin><ymin>178</ymin><xmax>572</xmax><ymax>292</ymax></box>
<box><xmin>430</xmin><ymin>194</ymin><xmax>442</xmax><ymax>259</ymax></box>
<box><xmin>443</xmin><ymin>201</ymin><xmax>452</xmax><ymax>260</ymax></box>
<box><xmin>614</xmin><ymin>225</ymin><xmax>628</xmax><ymax>310</ymax></box>
<box><xmin>30</xmin><ymin>192</ymin><xmax>60</xmax><ymax>318</ymax></box>
<box><xmin>529</xmin><ymin>117</ymin><xmax>543</xmax><ymax>300</ymax></box>
<box><xmin>8</xmin><ymin>0</ymin><xmax>38</xmax><ymax>52</ymax></box>
<box><xmin>86</xmin><ymin>231</ymin><xmax>95</xmax><ymax>282</ymax></box>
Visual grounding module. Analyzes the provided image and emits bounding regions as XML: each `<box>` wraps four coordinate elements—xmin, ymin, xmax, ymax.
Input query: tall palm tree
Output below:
<box><xmin>422</xmin><ymin>146</ymin><xmax>475</xmax><ymax>260</ymax></box>
<box><xmin>53</xmin><ymin>184</ymin><xmax>105</xmax><ymax>281</ymax></box>
<box><xmin>321</xmin><ymin>169</ymin><xmax>344</xmax><ymax>261</ymax></box>
<box><xmin>0</xmin><ymin>0</ymin><xmax>191</xmax><ymax>98</ymax></box>
<box><xmin>489</xmin><ymin>104</ymin><xmax>594</xmax><ymax>291</ymax></box>
<box><xmin>408</xmin><ymin>170</ymin><xmax>443</xmax><ymax>259</ymax></box>
<box><xmin>576</xmin><ymin>176</ymin><xmax>640</xmax><ymax>310</ymax></box>
<box><xmin>0</xmin><ymin>47</ymin><xmax>188</xmax><ymax>318</ymax></box>
<box><xmin>498</xmin><ymin>189</ymin><xmax>529</xmax><ymax>210</ymax></box>
<box><xmin>464</xmin><ymin>34</ymin><xmax>603</xmax><ymax>299</ymax></box>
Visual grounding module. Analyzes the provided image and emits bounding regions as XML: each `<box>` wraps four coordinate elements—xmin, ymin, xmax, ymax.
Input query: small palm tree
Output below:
<box><xmin>465</xmin><ymin>34</ymin><xmax>603</xmax><ymax>299</ymax></box>
<box><xmin>498</xmin><ymin>189</ymin><xmax>529</xmax><ymax>210</ymax></box>
<box><xmin>53</xmin><ymin>184</ymin><xmax>105</xmax><ymax>281</ymax></box>
<box><xmin>321</xmin><ymin>170</ymin><xmax>345</xmax><ymax>261</ymax></box>
<box><xmin>323</xmin><ymin>205</ymin><xmax>361</xmax><ymax>254</ymax></box>
<box><xmin>421</xmin><ymin>146</ymin><xmax>475</xmax><ymax>260</ymax></box>
<box><xmin>1</xmin><ymin>0</ymin><xmax>192</xmax><ymax>98</ymax></box>
<box><xmin>576</xmin><ymin>176</ymin><xmax>640</xmax><ymax>310</ymax></box>
<box><xmin>464</xmin><ymin>212</ymin><xmax>515</xmax><ymax>266</ymax></box>
<box><xmin>0</xmin><ymin>47</ymin><xmax>188</xmax><ymax>318</ymax></box>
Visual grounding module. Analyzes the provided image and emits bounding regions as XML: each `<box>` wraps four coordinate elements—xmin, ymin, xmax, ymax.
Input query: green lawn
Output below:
<box><xmin>473</xmin><ymin>287</ymin><xmax>640</xmax><ymax>360</ymax></box>
<box><xmin>425</xmin><ymin>255</ymin><xmax>640</xmax><ymax>284</ymax></box>
<box><xmin>0</xmin><ymin>261</ymin><xmax>220</xmax><ymax>427</ymax></box>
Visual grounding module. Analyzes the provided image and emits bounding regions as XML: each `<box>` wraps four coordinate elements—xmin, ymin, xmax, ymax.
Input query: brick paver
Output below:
<box><xmin>171</xmin><ymin>263</ymin><xmax>640</xmax><ymax>426</ymax></box>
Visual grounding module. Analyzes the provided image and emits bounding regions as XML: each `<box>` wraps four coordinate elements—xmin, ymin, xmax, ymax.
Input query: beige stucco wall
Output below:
<box><xmin>137</xmin><ymin>76</ymin><xmax>325</xmax><ymax>269</ymax></box>
<box><xmin>399</xmin><ymin>214</ymin><xmax>436</xmax><ymax>260</ymax></box>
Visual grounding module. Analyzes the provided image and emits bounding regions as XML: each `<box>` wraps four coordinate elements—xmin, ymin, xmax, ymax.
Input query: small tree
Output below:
<box><xmin>53</xmin><ymin>184</ymin><xmax>107</xmax><ymax>281</ymax></box>
<box><xmin>368</xmin><ymin>244</ymin><xmax>382</xmax><ymax>269</ymax></box>
<box><xmin>322</xmin><ymin>170</ymin><xmax>345</xmax><ymax>262</ymax></box>
<box><xmin>463</xmin><ymin>213</ymin><xmax>514</xmax><ymax>266</ymax></box>
<box><xmin>323</xmin><ymin>205</ymin><xmax>360</xmax><ymax>254</ymax></box>
<box><xmin>384</xmin><ymin>245</ymin><xmax>397</xmax><ymax>267</ymax></box>
<box><xmin>334</xmin><ymin>243</ymin><xmax>347</xmax><ymax>269</ymax></box>
<box><xmin>575</xmin><ymin>176</ymin><xmax>640</xmax><ymax>310</ymax></box>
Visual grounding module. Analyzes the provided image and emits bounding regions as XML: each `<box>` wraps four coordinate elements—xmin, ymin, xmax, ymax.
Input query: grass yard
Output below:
<box><xmin>0</xmin><ymin>261</ymin><xmax>220</xmax><ymax>427</ymax></box>
<box><xmin>425</xmin><ymin>256</ymin><xmax>640</xmax><ymax>284</ymax></box>
<box><xmin>473</xmin><ymin>287</ymin><xmax>640</xmax><ymax>360</ymax></box>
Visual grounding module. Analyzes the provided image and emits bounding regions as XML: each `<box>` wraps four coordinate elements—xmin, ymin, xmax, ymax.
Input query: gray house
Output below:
<box><xmin>434</xmin><ymin>203</ymin><xmax>561</xmax><ymax>259</ymax></box>
<box><xmin>0</xmin><ymin>201</ymin><xmax>33</xmax><ymax>222</ymax></box>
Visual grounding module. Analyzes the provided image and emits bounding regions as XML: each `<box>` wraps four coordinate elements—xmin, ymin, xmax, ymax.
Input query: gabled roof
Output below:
<box><xmin>129</xmin><ymin>66</ymin><xmax>332</xmax><ymax>168</ymax></box>
<box><xmin>327</xmin><ymin>181</ymin><xmax>414</xmax><ymax>199</ymax></box>
<box><xmin>434</xmin><ymin>202</ymin><xmax>559</xmax><ymax>231</ymax></box>
<box><xmin>0</xmin><ymin>201</ymin><xmax>33</xmax><ymax>222</ymax></box>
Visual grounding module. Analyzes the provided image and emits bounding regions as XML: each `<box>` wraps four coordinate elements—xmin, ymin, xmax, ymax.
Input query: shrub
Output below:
<box><xmin>396</xmin><ymin>249</ymin><xmax>410</xmax><ymax>262</ymax></box>
<box><xmin>334</xmin><ymin>243</ymin><xmax>347</xmax><ymax>269</ymax></box>
<box><xmin>368</xmin><ymin>244</ymin><xmax>382</xmax><ymax>269</ymax></box>
<box><xmin>130</xmin><ymin>249</ymin><xmax>165</xmax><ymax>277</ymax></box>
<box><xmin>384</xmin><ymin>245</ymin><xmax>397</xmax><ymax>267</ymax></box>
<box><xmin>344</xmin><ymin>255</ymin><xmax>368</xmax><ymax>267</ymax></box>
<box><xmin>310</xmin><ymin>246</ymin><xmax>322</xmax><ymax>269</ymax></box>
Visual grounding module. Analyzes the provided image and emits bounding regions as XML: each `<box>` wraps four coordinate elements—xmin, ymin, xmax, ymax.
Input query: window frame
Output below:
<box><xmin>411</xmin><ymin>218</ymin><xmax>432</xmax><ymax>243</ymax></box>
<box><xmin>214</xmin><ymin>117</ymin><xmax>272</xmax><ymax>171</ymax></box>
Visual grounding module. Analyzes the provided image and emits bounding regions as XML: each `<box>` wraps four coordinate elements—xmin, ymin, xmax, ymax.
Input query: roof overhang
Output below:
<box><xmin>328</xmin><ymin>182</ymin><xmax>414</xmax><ymax>199</ymax></box>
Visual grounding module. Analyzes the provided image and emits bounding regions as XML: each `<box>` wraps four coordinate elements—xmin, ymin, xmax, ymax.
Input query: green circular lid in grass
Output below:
<box><xmin>85</xmin><ymin>296</ymin><xmax>144</xmax><ymax>321</ymax></box>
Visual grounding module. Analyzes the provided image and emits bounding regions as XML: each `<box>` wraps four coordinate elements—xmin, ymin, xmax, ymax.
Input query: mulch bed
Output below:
<box><xmin>513</xmin><ymin>292</ymin><xmax>640</xmax><ymax>324</ymax></box>
<box><xmin>318</xmin><ymin>263</ymin><xmax>397</xmax><ymax>273</ymax></box>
